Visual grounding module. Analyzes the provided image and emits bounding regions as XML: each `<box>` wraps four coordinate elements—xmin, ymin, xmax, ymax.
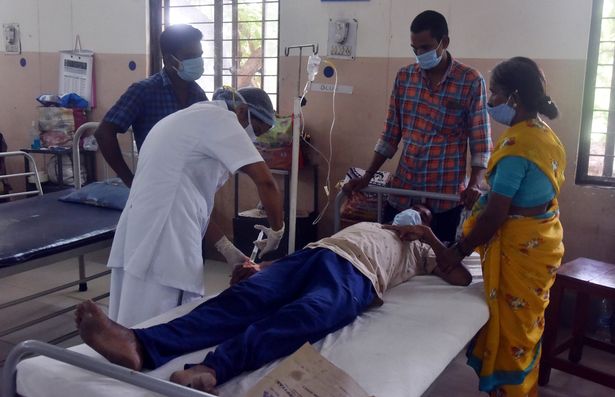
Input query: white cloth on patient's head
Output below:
<box><xmin>392</xmin><ymin>208</ymin><xmax>422</xmax><ymax>226</ymax></box>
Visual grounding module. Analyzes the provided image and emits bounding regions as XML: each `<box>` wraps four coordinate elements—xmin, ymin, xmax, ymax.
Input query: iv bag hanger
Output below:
<box><xmin>284</xmin><ymin>44</ymin><xmax>318</xmax><ymax>98</ymax></box>
<box><xmin>282</xmin><ymin>43</ymin><xmax>317</xmax><ymax>255</ymax></box>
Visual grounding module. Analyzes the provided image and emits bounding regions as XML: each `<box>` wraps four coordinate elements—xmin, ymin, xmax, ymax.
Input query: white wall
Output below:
<box><xmin>280</xmin><ymin>0</ymin><xmax>592</xmax><ymax>59</ymax></box>
<box><xmin>0</xmin><ymin>0</ymin><xmax>147</xmax><ymax>54</ymax></box>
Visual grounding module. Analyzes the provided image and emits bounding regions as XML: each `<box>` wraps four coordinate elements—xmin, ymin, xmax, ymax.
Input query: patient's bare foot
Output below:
<box><xmin>76</xmin><ymin>300</ymin><xmax>143</xmax><ymax>371</ymax></box>
<box><xmin>170</xmin><ymin>365</ymin><xmax>217</xmax><ymax>394</ymax></box>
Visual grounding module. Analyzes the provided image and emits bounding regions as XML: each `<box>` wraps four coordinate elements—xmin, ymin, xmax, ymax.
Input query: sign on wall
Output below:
<box><xmin>58</xmin><ymin>36</ymin><xmax>96</xmax><ymax>108</ymax></box>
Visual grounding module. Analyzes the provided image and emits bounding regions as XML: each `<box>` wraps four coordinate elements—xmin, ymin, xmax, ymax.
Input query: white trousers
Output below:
<box><xmin>108</xmin><ymin>268</ymin><xmax>203</xmax><ymax>327</ymax></box>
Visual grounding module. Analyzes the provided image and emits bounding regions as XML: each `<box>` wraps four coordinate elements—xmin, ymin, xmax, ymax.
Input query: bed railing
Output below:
<box><xmin>72</xmin><ymin>122</ymin><xmax>138</xmax><ymax>189</ymax></box>
<box><xmin>333</xmin><ymin>186</ymin><xmax>459</xmax><ymax>232</ymax></box>
<box><xmin>0</xmin><ymin>151</ymin><xmax>44</xmax><ymax>199</ymax></box>
<box><xmin>1</xmin><ymin>340</ymin><xmax>217</xmax><ymax>397</ymax></box>
<box><xmin>71</xmin><ymin>122</ymin><xmax>100</xmax><ymax>190</ymax></box>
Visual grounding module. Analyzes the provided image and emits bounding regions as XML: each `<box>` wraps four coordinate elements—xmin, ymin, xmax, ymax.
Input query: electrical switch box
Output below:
<box><xmin>327</xmin><ymin>19</ymin><xmax>357</xmax><ymax>60</ymax></box>
<box><xmin>3</xmin><ymin>23</ymin><xmax>21</xmax><ymax>54</ymax></box>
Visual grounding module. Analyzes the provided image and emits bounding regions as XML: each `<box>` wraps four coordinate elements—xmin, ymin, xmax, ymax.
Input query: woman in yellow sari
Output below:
<box><xmin>438</xmin><ymin>57</ymin><xmax>566</xmax><ymax>396</ymax></box>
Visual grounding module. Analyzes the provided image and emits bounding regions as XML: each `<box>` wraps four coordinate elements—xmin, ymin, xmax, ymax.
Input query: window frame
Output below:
<box><xmin>577</xmin><ymin>0</ymin><xmax>615</xmax><ymax>187</ymax></box>
<box><xmin>149</xmin><ymin>0</ymin><xmax>279</xmax><ymax>105</ymax></box>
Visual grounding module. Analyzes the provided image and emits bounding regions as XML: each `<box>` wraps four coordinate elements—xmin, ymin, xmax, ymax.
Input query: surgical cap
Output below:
<box><xmin>392</xmin><ymin>209</ymin><xmax>422</xmax><ymax>226</ymax></box>
<box><xmin>212</xmin><ymin>87</ymin><xmax>276</xmax><ymax>126</ymax></box>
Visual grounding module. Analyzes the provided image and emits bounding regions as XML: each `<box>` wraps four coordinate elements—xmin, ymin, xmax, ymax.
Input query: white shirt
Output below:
<box><xmin>107</xmin><ymin>101</ymin><xmax>264</xmax><ymax>294</ymax></box>
<box><xmin>306</xmin><ymin>222</ymin><xmax>438</xmax><ymax>303</ymax></box>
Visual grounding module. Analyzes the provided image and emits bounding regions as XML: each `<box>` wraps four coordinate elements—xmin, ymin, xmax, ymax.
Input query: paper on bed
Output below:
<box><xmin>245</xmin><ymin>343</ymin><xmax>370</xmax><ymax>397</ymax></box>
<box><xmin>16</xmin><ymin>255</ymin><xmax>487</xmax><ymax>397</ymax></box>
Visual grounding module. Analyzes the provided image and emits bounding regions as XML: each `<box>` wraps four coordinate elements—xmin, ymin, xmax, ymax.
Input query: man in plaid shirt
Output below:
<box><xmin>345</xmin><ymin>10</ymin><xmax>491</xmax><ymax>242</ymax></box>
<box><xmin>95</xmin><ymin>24</ymin><xmax>208</xmax><ymax>188</ymax></box>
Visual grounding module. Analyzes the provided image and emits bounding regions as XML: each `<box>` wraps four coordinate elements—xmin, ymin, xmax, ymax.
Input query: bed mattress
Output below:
<box><xmin>16</xmin><ymin>255</ymin><xmax>487</xmax><ymax>397</ymax></box>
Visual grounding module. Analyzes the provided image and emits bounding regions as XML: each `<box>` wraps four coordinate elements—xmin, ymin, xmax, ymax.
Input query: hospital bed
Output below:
<box><xmin>3</xmin><ymin>187</ymin><xmax>488</xmax><ymax>397</ymax></box>
<box><xmin>0</xmin><ymin>123</ymin><xmax>120</xmax><ymax>344</ymax></box>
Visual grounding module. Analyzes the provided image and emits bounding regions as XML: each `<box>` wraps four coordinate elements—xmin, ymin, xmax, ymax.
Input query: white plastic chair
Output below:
<box><xmin>0</xmin><ymin>151</ymin><xmax>44</xmax><ymax>199</ymax></box>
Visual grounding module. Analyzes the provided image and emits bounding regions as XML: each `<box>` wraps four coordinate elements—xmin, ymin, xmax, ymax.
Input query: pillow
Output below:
<box><xmin>59</xmin><ymin>180</ymin><xmax>129</xmax><ymax>210</ymax></box>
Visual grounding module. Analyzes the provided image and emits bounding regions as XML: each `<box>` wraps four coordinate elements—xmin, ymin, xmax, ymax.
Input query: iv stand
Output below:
<box><xmin>283</xmin><ymin>43</ymin><xmax>318</xmax><ymax>254</ymax></box>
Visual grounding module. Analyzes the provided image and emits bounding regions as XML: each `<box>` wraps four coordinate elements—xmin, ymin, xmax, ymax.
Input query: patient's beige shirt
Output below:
<box><xmin>306</xmin><ymin>222</ymin><xmax>437</xmax><ymax>302</ymax></box>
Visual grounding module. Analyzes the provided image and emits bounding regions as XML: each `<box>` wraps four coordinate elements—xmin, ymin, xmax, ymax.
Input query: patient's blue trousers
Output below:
<box><xmin>133</xmin><ymin>248</ymin><xmax>375</xmax><ymax>384</ymax></box>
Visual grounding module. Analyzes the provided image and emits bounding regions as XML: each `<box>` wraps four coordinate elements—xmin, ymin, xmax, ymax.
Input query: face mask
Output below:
<box><xmin>392</xmin><ymin>209</ymin><xmax>423</xmax><ymax>226</ymax></box>
<box><xmin>173</xmin><ymin>55</ymin><xmax>204</xmax><ymax>81</ymax></box>
<box><xmin>487</xmin><ymin>96</ymin><xmax>516</xmax><ymax>126</ymax></box>
<box><xmin>244</xmin><ymin>109</ymin><xmax>257</xmax><ymax>142</ymax></box>
<box><xmin>415</xmin><ymin>41</ymin><xmax>442</xmax><ymax>70</ymax></box>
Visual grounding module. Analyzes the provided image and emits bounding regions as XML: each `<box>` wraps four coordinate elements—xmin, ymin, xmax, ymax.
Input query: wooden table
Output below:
<box><xmin>539</xmin><ymin>257</ymin><xmax>615</xmax><ymax>389</ymax></box>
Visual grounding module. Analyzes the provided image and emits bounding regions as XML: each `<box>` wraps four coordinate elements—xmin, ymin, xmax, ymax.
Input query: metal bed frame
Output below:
<box><xmin>2</xmin><ymin>185</ymin><xmax>461</xmax><ymax>397</ymax></box>
<box><xmin>2</xmin><ymin>340</ymin><xmax>215</xmax><ymax>397</ymax></box>
<box><xmin>0</xmin><ymin>151</ymin><xmax>43</xmax><ymax>199</ymax></box>
<box><xmin>0</xmin><ymin>122</ymin><xmax>113</xmax><ymax>346</ymax></box>
<box><xmin>333</xmin><ymin>185</ymin><xmax>459</xmax><ymax>232</ymax></box>
<box><xmin>0</xmin><ymin>123</ymin><xmax>217</xmax><ymax>397</ymax></box>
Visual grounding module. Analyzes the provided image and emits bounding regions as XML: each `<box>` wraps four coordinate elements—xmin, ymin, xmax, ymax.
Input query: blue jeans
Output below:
<box><xmin>133</xmin><ymin>248</ymin><xmax>375</xmax><ymax>384</ymax></box>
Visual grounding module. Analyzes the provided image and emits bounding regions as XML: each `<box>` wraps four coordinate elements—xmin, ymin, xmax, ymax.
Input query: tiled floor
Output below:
<box><xmin>1</xmin><ymin>250</ymin><xmax>614</xmax><ymax>396</ymax></box>
<box><xmin>0</xmin><ymin>248</ymin><xmax>231</xmax><ymax>366</ymax></box>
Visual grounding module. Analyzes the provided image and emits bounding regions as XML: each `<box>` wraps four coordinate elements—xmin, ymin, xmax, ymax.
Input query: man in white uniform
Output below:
<box><xmin>108</xmin><ymin>87</ymin><xmax>284</xmax><ymax>326</ymax></box>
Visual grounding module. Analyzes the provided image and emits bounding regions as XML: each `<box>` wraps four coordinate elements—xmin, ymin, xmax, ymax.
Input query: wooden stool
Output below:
<box><xmin>539</xmin><ymin>257</ymin><xmax>615</xmax><ymax>389</ymax></box>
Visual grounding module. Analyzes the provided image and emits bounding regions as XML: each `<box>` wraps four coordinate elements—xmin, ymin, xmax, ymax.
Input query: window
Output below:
<box><xmin>578</xmin><ymin>0</ymin><xmax>615</xmax><ymax>186</ymax></box>
<box><xmin>150</xmin><ymin>0</ymin><xmax>279</xmax><ymax>106</ymax></box>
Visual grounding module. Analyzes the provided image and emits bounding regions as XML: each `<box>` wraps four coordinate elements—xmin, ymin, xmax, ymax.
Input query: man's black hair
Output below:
<box><xmin>160</xmin><ymin>24</ymin><xmax>202</xmax><ymax>57</ymax></box>
<box><xmin>410</xmin><ymin>10</ymin><xmax>448</xmax><ymax>41</ymax></box>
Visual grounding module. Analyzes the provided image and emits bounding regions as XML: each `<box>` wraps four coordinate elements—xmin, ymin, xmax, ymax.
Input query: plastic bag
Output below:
<box><xmin>254</xmin><ymin>115</ymin><xmax>305</xmax><ymax>170</ymax></box>
<box><xmin>40</xmin><ymin>130</ymin><xmax>72</xmax><ymax>148</ymax></box>
<box><xmin>37</xmin><ymin>107</ymin><xmax>88</xmax><ymax>148</ymax></box>
<box><xmin>46</xmin><ymin>154</ymin><xmax>86</xmax><ymax>186</ymax></box>
<box><xmin>82</xmin><ymin>135</ymin><xmax>98</xmax><ymax>151</ymax></box>
<box><xmin>38</xmin><ymin>107</ymin><xmax>75</xmax><ymax>132</ymax></box>
<box><xmin>255</xmin><ymin>115</ymin><xmax>293</xmax><ymax>148</ymax></box>
<box><xmin>339</xmin><ymin>167</ymin><xmax>391</xmax><ymax>221</ymax></box>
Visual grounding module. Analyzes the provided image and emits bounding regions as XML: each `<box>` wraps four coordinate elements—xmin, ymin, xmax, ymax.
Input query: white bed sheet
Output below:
<box><xmin>16</xmin><ymin>255</ymin><xmax>487</xmax><ymax>397</ymax></box>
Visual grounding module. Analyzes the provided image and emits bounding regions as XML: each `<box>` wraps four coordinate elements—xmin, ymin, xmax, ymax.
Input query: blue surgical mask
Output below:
<box><xmin>392</xmin><ymin>209</ymin><xmax>423</xmax><ymax>226</ymax></box>
<box><xmin>487</xmin><ymin>96</ymin><xmax>516</xmax><ymax>126</ymax></box>
<box><xmin>415</xmin><ymin>41</ymin><xmax>442</xmax><ymax>70</ymax></box>
<box><xmin>173</xmin><ymin>56</ymin><xmax>204</xmax><ymax>81</ymax></box>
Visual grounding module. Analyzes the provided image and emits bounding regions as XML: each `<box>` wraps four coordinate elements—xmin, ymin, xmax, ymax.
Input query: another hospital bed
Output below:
<box><xmin>0</xmin><ymin>123</ymin><xmax>121</xmax><ymax>345</ymax></box>
<box><xmin>3</xmin><ymin>188</ymin><xmax>488</xmax><ymax>397</ymax></box>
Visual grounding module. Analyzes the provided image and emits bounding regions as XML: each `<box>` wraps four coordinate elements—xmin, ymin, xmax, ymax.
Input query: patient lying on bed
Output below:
<box><xmin>75</xmin><ymin>222</ymin><xmax>470</xmax><ymax>394</ymax></box>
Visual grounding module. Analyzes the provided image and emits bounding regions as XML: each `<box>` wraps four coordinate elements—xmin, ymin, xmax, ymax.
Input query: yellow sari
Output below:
<box><xmin>464</xmin><ymin>119</ymin><xmax>566</xmax><ymax>396</ymax></box>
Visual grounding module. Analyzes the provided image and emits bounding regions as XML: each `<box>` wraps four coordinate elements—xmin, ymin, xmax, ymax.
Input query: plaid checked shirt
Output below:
<box><xmin>375</xmin><ymin>55</ymin><xmax>491</xmax><ymax>212</ymax></box>
<box><xmin>103</xmin><ymin>70</ymin><xmax>208</xmax><ymax>150</ymax></box>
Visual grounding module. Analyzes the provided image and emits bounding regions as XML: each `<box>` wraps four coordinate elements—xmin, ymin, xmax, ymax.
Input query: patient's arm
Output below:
<box><xmin>415</xmin><ymin>227</ymin><xmax>470</xmax><ymax>285</ymax></box>
<box><xmin>432</xmin><ymin>264</ymin><xmax>472</xmax><ymax>286</ymax></box>
<box><xmin>229</xmin><ymin>260</ymin><xmax>276</xmax><ymax>286</ymax></box>
<box><xmin>420</xmin><ymin>228</ymin><xmax>472</xmax><ymax>286</ymax></box>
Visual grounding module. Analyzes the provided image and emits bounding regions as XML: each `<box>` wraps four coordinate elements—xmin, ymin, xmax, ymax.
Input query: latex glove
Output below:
<box><xmin>253</xmin><ymin>222</ymin><xmax>285</xmax><ymax>258</ymax></box>
<box><xmin>215</xmin><ymin>235</ymin><xmax>248</xmax><ymax>266</ymax></box>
